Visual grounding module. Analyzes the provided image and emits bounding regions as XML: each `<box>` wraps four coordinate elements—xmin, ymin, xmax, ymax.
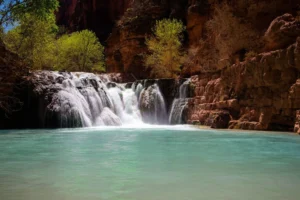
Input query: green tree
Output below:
<box><xmin>0</xmin><ymin>0</ymin><xmax>59</xmax><ymax>26</ymax></box>
<box><xmin>55</xmin><ymin>30</ymin><xmax>105</xmax><ymax>72</ymax></box>
<box><xmin>145</xmin><ymin>19</ymin><xmax>185</xmax><ymax>78</ymax></box>
<box><xmin>4</xmin><ymin>13</ymin><xmax>58</xmax><ymax>69</ymax></box>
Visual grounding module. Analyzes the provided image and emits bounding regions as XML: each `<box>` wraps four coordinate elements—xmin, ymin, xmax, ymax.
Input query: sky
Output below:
<box><xmin>0</xmin><ymin>0</ymin><xmax>19</xmax><ymax>32</ymax></box>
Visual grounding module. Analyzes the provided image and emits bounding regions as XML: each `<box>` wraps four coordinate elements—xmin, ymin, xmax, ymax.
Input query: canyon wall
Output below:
<box><xmin>57</xmin><ymin>0</ymin><xmax>299</xmax><ymax>79</ymax></box>
<box><xmin>187</xmin><ymin>13</ymin><xmax>300</xmax><ymax>132</ymax></box>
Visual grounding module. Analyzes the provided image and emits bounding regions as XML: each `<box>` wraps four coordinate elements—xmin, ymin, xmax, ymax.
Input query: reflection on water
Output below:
<box><xmin>0</xmin><ymin>126</ymin><xmax>300</xmax><ymax>200</ymax></box>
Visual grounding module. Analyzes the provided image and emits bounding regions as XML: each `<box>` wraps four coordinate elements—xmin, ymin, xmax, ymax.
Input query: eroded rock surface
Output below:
<box><xmin>264</xmin><ymin>13</ymin><xmax>300</xmax><ymax>51</ymax></box>
<box><xmin>188</xmin><ymin>37</ymin><xmax>300</xmax><ymax>132</ymax></box>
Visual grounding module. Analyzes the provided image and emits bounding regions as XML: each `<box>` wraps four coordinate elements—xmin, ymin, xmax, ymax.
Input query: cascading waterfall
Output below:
<box><xmin>138</xmin><ymin>84</ymin><xmax>168</xmax><ymax>124</ymax></box>
<box><xmin>169</xmin><ymin>79</ymin><xmax>191</xmax><ymax>124</ymax></box>
<box><xmin>43</xmin><ymin>72</ymin><xmax>170</xmax><ymax>128</ymax></box>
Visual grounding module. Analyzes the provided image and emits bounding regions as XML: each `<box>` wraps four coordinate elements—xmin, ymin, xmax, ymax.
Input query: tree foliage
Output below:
<box><xmin>4</xmin><ymin>13</ymin><xmax>58</xmax><ymax>69</ymax></box>
<box><xmin>0</xmin><ymin>0</ymin><xmax>59</xmax><ymax>26</ymax></box>
<box><xmin>145</xmin><ymin>19</ymin><xmax>185</xmax><ymax>78</ymax></box>
<box><xmin>4</xmin><ymin>18</ymin><xmax>105</xmax><ymax>72</ymax></box>
<box><xmin>55</xmin><ymin>30</ymin><xmax>105</xmax><ymax>72</ymax></box>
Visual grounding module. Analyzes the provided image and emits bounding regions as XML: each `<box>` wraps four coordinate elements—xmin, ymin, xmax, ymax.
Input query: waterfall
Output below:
<box><xmin>43</xmin><ymin>71</ymin><xmax>170</xmax><ymax>128</ymax></box>
<box><xmin>138</xmin><ymin>84</ymin><xmax>168</xmax><ymax>124</ymax></box>
<box><xmin>179</xmin><ymin>79</ymin><xmax>190</xmax><ymax>98</ymax></box>
<box><xmin>169</xmin><ymin>79</ymin><xmax>190</xmax><ymax>125</ymax></box>
<box><xmin>135</xmin><ymin>83</ymin><xmax>144</xmax><ymax>101</ymax></box>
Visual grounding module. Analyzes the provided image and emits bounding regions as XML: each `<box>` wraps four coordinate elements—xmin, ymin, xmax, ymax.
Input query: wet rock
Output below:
<box><xmin>294</xmin><ymin>110</ymin><xmax>300</xmax><ymax>134</ymax></box>
<box><xmin>107</xmin><ymin>82</ymin><xmax>117</xmax><ymax>89</ymax></box>
<box><xmin>210</xmin><ymin>111</ymin><xmax>231</xmax><ymax>129</ymax></box>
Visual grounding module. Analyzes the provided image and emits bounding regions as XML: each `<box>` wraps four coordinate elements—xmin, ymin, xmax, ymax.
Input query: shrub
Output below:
<box><xmin>145</xmin><ymin>19</ymin><xmax>185</xmax><ymax>78</ymax></box>
<box><xmin>207</xmin><ymin>2</ymin><xmax>261</xmax><ymax>63</ymax></box>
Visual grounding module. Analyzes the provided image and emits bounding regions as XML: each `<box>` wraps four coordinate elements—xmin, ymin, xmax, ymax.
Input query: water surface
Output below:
<box><xmin>0</xmin><ymin>126</ymin><xmax>300</xmax><ymax>200</ymax></box>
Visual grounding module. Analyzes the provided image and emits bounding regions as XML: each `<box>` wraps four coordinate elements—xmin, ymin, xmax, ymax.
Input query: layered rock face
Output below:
<box><xmin>264</xmin><ymin>14</ymin><xmax>300</xmax><ymax>51</ymax></box>
<box><xmin>188</xmin><ymin>35</ymin><xmax>300</xmax><ymax>132</ymax></box>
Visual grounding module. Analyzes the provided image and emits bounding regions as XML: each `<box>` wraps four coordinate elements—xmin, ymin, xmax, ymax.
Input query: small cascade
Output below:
<box><xmin>179</xmin><ymin>79</ymin><xmax>190</xmax><ymax>98</ymax></box>
<box><xmin>135</xmin><ymin>83</ymin><xmax>144</xmax><ymax>101</ymax></box>
<box><xmin>122</xmin><ymin>89</ymin><xmax>143</xmax><ymax>124</ymax></box>
<box><xmin>139</xmin><ymin>84</ymin><xmax>168</xmax><ymax>124</ymax></box>
<box><xmin>42</xmin><ymin>71</ymin><xmax>171</xmax><ymax>128</ymax></box>
<box><xmin>169</xmin><ymin>79</ymin><xmax>191</xmax><ymax>125</ymax></box>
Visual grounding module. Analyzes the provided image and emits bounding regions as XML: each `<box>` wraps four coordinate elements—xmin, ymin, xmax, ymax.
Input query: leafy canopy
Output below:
<box><xmin>145</xmin><ymin>19</ymin><xmax>185</xmax><ymax>78</ymax></box>
<box><xmin>0</xmin><ymin>0</ymin><xmax>59</xmax><ymax>26</ymax></box>
<box><xmin>4</xmin><ymin>13</ymin><xmax>105</xmax><ymax>72</ymax></box>
<box><xmin>4</xmin><ymin>13</ymin><xmax>58</xmax><ymax>69</ymax></box>
<box><xmin>55</xmin><ymin>30</ymin><xmax>105</xmax><ymax>72</ymax></box>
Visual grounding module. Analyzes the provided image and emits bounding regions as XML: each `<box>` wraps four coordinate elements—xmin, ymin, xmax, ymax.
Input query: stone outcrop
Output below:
<box><xmin>264</xmin><ymin>13</ymin><xmax>300</xmax><ymax>51</ymax></box>
<box><xmin>294</xmin><ymin>110</ymin><xmax>300</xmax><ymax>134</ymax></box>
<box><xmin>188</xmin><ymin>37</ymin><xmax>300</xmax><ymax>132</ymax></box>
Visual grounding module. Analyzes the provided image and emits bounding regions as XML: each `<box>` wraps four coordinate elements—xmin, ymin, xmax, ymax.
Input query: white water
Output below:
<box><xmin>44</xmin><ymin>72</ymin><xmax>170</xmax><ymax>128</ymax></box>
<box><xmin>169</xmin><ymin>79</ymin><xmax>190</xmax><ymax>124</ymax></box>
<box><xmin>138</xmin><ymin>84</ymin><xmax>168</xmax><ymax>124</ymax></box>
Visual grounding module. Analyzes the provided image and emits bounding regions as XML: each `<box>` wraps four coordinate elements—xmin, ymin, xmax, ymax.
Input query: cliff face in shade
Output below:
<box><xmin>56</xmin><ymin>0</ymin><xmax>132</xmax><ymax>41</ymax></box>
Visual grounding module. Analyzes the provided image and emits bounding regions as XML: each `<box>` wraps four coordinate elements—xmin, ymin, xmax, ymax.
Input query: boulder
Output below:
<box><xmin>294</xmin><ymin>110</ymin><xmax>300</xmax><ymax>134</ymax></box>
<box><xmin>264</xmin><ymin>13</ymin><xmax>300</xmax><ymax>51</ymax></box>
